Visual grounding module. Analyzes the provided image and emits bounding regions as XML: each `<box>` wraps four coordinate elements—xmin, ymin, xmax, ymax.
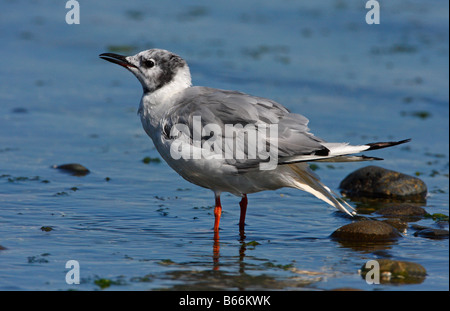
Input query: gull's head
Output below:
<box><xmin>99</xmin><ymin>49</ymin><xmax>191</xmax><ymax>94</ymax></box>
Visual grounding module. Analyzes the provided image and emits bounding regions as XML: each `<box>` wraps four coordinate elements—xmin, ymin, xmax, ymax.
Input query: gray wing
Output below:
<box><xmin>161</xmin><ymin>86</ymin><xmax>327</xmax><ymax>170</ymax></box>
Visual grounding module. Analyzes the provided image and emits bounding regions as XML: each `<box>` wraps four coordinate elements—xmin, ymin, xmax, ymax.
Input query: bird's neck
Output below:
<box><xmin>138</xmin><ymin>66</ymin><xmax>192</xmax><ymax>130</ymax></box>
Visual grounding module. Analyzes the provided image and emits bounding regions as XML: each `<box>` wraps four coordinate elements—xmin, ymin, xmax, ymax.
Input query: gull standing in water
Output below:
<box><xmin>100</xmin><ymin>49</ymin><xmax>409</xmax><ymax>235</ymax></box>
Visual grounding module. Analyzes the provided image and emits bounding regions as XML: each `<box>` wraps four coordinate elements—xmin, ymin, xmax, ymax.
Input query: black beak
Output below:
<box><xmin>99</xmin><ymin>53</ymin><xmax>137</xmax><ymax>69</ymax></box>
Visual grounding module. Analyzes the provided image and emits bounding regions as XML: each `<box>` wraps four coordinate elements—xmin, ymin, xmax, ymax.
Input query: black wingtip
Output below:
<box><xmin>361</xmin><ymin>155</ymin><xmax>384</xmax><ymax>161</ymax></box>
<box><xmin>366</xmin><ymin>138</ymin><xmax>411</xmax><ymax>151</ymax></box>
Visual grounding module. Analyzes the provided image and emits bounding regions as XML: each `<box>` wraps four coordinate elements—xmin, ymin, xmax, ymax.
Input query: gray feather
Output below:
<box><xmin>162</xmin><ymin>86</ymin><xmax>326</xmax><ymax>169</ymax></box>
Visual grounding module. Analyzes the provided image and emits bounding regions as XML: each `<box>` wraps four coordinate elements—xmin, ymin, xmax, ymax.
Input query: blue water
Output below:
<box><xmin>0</xmin><ymin>0</ymin><xmax>448</xmax><ymax>291</ymax></box>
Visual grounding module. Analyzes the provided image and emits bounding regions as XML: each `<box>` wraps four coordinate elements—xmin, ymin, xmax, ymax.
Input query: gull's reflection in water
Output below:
<box><xmin>212</xmin><ymin>228</ymin><xmax>248</xmax><ymax>271</ymax></box>
<box><xmin>213</xmin><ymin>231</ymin><xmax>220</xmax><ymax>271</ymax></box>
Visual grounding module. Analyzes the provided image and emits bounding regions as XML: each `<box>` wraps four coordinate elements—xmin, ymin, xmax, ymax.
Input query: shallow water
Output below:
<box><xmin>0</xmin><ymin>0</ymin><xmax>448</xmax><ymax>291</ymax></box>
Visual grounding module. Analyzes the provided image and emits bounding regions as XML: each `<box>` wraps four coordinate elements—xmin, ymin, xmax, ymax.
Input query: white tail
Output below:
<box><xmin>288</xmin><ymin>163</ymin><xmax>355</xmax><ymax>216</ymax></box>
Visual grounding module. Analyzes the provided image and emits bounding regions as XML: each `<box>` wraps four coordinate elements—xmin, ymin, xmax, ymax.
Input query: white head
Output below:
<box><xmin>100</xmin><ymin>49</ymin><xmax>192</xmax><ymax>94</ymax></box>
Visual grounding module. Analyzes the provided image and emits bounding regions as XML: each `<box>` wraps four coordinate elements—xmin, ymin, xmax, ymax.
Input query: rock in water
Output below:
<box><xmin>331</xmin><ymin>220</ymin><xmax>402</xmax><ymax>242</ymax></box>
<box><xmin>53</xmin><ymin>163</ymin><xmax>90</xmax><ymax>176</ymax></box>
<box><xmin>360</xmin><ymin>259</ymin><xmax>426</xmax><ymax>284</ymax></box>
<box><xmin>339</xmin><ymin>166</ymin><xmax>427</xmax><ymax>201</ymax></box>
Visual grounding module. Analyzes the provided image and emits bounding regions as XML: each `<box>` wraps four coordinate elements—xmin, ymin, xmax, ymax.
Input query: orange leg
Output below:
<box><xmin>213</xmin><ymin>193</ymin><xmax>222</xmax><ymax>270</ymax></box>
<box><xmin>239</xmin><ymin>194</ymin><xmax>248</xmax><ymax>231</ymax></box>
<box><xmin>213</xmin><ymin>194</ymin><xmax>222</xmax><ymax>232</ymax></box>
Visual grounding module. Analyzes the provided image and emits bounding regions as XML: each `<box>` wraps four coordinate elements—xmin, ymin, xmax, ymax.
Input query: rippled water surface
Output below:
<box><xmin>0</xmin><ymin>0</ymin><xmax>448</xmax><ymax>291</ymax></box>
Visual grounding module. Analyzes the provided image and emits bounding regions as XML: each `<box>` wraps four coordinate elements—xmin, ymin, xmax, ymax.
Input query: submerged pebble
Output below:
<box><xmin>339</xmin><ymin>166</ymin><xmax>427</xmax><ymax>201</ymax></box>
<box><xmin>376</xmin><ymin>204</ymin><xmax>427</xmax><ymax>217</ymax></box>
<box><xmin>382</xmin><ymin>219</ymin><xmax>408</xmax><ymax>233</ymax></box>
<box><xmin>413</xmin><ymin>228</ymin><xmax>449</xmax><ymax>240</ymax></box>
<box><xmin>375</xmin><ymin>204</ymin><xmax>427</xmax><ymax>222</ymax></box>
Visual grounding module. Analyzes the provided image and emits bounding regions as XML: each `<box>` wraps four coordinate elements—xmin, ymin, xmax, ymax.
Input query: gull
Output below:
<box><xmin>99</xmin><ymin>49</ymin><xmax>409</xmax><ymax>234</ymax></box>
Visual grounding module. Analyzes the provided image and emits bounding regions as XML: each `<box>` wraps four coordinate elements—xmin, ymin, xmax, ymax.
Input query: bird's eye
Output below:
<box><xmin>143</xmin><ymin>59</ymin><xmax>155</xmax><ymax>68</ymax></box>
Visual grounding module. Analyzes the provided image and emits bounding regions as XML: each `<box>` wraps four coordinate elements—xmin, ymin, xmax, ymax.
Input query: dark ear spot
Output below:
<box><xmin>155</xmin><ymin>54</ymin><xmax>185</xmax><ymax>90</ymax></box>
